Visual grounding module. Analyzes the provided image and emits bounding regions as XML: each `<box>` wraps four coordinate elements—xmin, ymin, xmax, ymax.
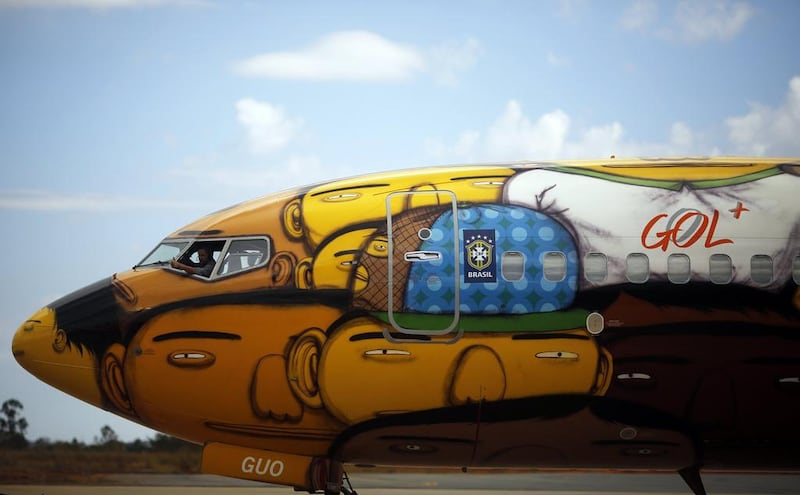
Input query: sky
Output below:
<box><xmin>1</xmin><ymin>0</ymin><xmax>799</xmax><ymax>444</ymax></box>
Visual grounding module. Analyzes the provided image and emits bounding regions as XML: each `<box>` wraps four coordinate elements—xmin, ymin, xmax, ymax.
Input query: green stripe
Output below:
<box><xmin>372</xmin><ymin>309</ymin><xmax>589</xmax><ymax>333</ymax></box>
<box><xmin>551</xmin><ymin>166</ymin><xmax>683</xmax><ymax>190</ymax></box>
<box><xmin>690</xmin><ymin>167</ymin><xmax>783</xmax><ymax>188</ymax></box>
<box><xmin>551</xmin><ymin>165</ymin><xmax>783</xmax><ymax>190</ymax></box>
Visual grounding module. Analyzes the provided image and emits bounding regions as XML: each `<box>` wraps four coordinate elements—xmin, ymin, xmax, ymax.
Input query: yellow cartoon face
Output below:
<box><xmin>295</xmin><ymin>228</ymin><xmax>377</xmax><ymax>291</ymax></box>
<box><xmin>11</xmin><ymin>307</ymin><xmax>104</xmax><ymax>409</ymax></box>
<box><xmin>287</xmin><ymin>316</ymin><xmax>611</xmax><ymax>425</ymax></box>
<box><xmin>283</xmin><ymin>167</ymin><xmax>513</xmax><ymax>249</ymax></box>
<box><xmin>101</xmin><ymin>304</ymin><xmax>344</xmax><ymax>452</ymax></box>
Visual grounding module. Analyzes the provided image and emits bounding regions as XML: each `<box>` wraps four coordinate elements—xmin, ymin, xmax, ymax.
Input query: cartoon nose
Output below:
<box><xmin>12</xmin><ymin>277</ymin><xmax>122</xmax><ymax>409</ymax></box>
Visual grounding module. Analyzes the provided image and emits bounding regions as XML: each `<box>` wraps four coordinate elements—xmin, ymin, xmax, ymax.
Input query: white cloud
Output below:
<box><xmin>169</xmin><ymin>155</ymin><xmax>329</xmax><ymax>195</ymax></box>
<box><xmin>234</xmin><ymin>31</ymin><xmax>425</xmax><ymax>83</ymax></box>
<box><xmin>546</xmin><ymin>51</ymin><xmax>570</xmax><ymax>67</ymax></box>
<box><xmin>234</xmin><ymin>31</ymin><xmax>480</xmax><ymax>84</ymax></box>
<box><xmin>0</xmin><ymin>190</ymin><xmax>199</xmax><ymax>211</ymax></box>
<box><xmin>562</xmin><ymin>122</ymin><xmax>626</xmax><ymax>158</ymax></box>
<box><xmin>669</xmin><ymin>121</ymin><xmax>694</xmax><ymax>148</ymax></box>
<box><xmin>486</xmin><ymin>101</ymin><xmax>571</xmax><ymax>160</ymax></box>
<box><xmin>424</xmin><ymin>130</ymin><xmax>481</xmax><ymax>163</ymax></box>
<box><xmin>0</xmin><ymin>0</ymin><xmax>203</xmax><ymax>7</ymax></box>
<box><xmin>427</xmin><ymin>38</ymin><xmax>483</xmax><ymax>85</ymax></box>
<box><xmin>557</xmin><ymin>0</ymin><xmax>591</xmax><ymax>19</ymax></box>
<box><xmin>430</xmin><ymin>77</ymin><xmax>800</xmax><ymax>164</ymax></box>
<box><xmin>673</xmin><ymin>0</ymin><xmax>754</xmax><ymax>42</ymax></box>
<box><xmin>726</xmin><ymin>76</ymin><xmax>800</xmax><ymax>156</ymax></box>
<box><xmin>620</xmin><ymin>0</ymin><xmax>753</xmax><ymax>43</ymax></box>
<box><xmin>620</xmin><ymin>0</ymin><xmax>658</xmax><ymax>31</ymax></box>
<box><xmin>235</xmin><ymin>98</ymin><xmax>303</xmax><ymax>154</ymax></box>
<box><xmin>424</xmin><ymin>100</ymin><xmax>711</xmax><ymax>163</ymax></box>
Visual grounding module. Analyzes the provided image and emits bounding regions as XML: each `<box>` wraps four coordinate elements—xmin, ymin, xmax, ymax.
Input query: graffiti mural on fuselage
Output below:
<box><xmin>283</xmin><ymin>167</ymin><xmax>515</xmax><ymax>248</ymax></box>
<box><xmin>504</xmin><ymin>162</ymin><xmax>800</xmax><ymax>290</ymax></box>
<box><xmin>271</xmin><ymin>160</ymin><xmax>800</xmax><ymax>447</ymax></box>
<box><xmin>19</xmin><ymin>158</ymin><xmax>800</xmax><ymax>470</ymax></box>
<box><xmin>353</xmin><ymin>203</ymin><xmax>578</xmax><ymax>315</ymax></box>
<box><xmin>286</xmin><ymin>314</ymin><xmax>612</xmax><ymax>425</ymax></box>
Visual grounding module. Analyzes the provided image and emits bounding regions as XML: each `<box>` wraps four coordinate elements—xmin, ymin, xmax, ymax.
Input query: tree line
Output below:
<box><xmin>0</xmin><ymin>398</ymin><xmax>199</xmax><ymax>453</ymax></box>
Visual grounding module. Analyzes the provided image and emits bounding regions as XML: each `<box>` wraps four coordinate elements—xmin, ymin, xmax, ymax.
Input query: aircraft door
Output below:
<box><xmin>386</xmin><ymin>190</ymin><xmax>461</xmax><ymax>338</ymax></box>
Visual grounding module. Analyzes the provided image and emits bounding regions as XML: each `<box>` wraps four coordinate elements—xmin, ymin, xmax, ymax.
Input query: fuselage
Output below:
<box><xmin>11</xmin><ymin>157</ymin><xmax>800</xmax><ymax>493</ymax></box>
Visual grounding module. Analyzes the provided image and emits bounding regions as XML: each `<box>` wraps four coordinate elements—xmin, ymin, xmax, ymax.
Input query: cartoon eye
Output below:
<box><xmin>364</xmin><ymin>349</ymin><xmax>411</xmax><ymax>358</ymax></box>
<box><xmin>324</xmin><ymin>193</ymin><xmax>361</xmax><ymax>202</ymax></box>
<box><xmin>168</xmin><ymin>350</ymin><xmax>216</xmax><ymax>368</ymax></box>
<box><xmin>535</xmin><ymin>351</ymin><xmax>578</xmax><ymax>360</ymax></box>
<box><xmin>617</xmin><ymin>372</ymin><xmax>652</xmax><ymax>381</ymax></box>
<box><xmin>366</xmin><ymin>239</ymin><xmax>389</xmax><ymax>257</ymax></box>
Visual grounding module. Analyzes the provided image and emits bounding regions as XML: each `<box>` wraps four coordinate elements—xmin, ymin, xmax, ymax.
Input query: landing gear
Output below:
<box><xmin>679</xmin><ymin>465</ymin><xmax>707</xmax><ymax>495</ymax></box>
<box><xmin>340</xmin><ymin>471</ymin><xmax>358</xmax><ymax>495</ymax></box>
<box><xmin>322</xmin><ymin>461</ymin><xmax>358</xmax><ymax>495</ymax></box>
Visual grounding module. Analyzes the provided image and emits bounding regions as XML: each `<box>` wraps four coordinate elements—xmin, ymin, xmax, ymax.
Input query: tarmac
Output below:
<box><xmin>2</xmin><ymin>472</ymin><xmax>800</xmax><ymax>495</ymax></box>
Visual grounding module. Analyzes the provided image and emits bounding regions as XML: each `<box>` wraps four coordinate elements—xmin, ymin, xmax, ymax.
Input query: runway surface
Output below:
<box><xmin>2</xmin><ymin>472</ymin><xmax>800</xmax><ymax>495</ymax></box>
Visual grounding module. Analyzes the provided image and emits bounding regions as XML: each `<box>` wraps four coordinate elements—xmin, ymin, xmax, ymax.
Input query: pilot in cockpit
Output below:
<box><xmin>170</xmin><ymin>247</ymin><xmax>215</xmax><ymax>277</ymax></box>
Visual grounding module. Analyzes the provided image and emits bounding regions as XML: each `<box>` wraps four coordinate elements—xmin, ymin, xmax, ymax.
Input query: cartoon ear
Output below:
<box><xmin>101</xmin><ymin>343</ymin><xmax>135</xmax><ymax>416</ymax></box>
<box><xmin>295</xmin><ymin>258</ymin><xmax>313</xmax><ymax>289</ymax></box>
<box><xmin>282</xmin><ymin>198</ymin><xmax>304</xmax><ymax>239</ymax></box>
<box><xmin>251</xmin><ymin>354</ymin><xmax>304</xmax><ymax>422</ymax></box>
<box><xmin>286</xmin><ymin>328</ymin><xmax>327</xmax><ymax>409</ymax></box>
<box><xmin>407</xmin><ymin>183</ymin><xmax>443</xmax><ymax>209</ymax></box>
<box><xmin>269</xmin><ymin>251</ymin><xmax>297</xmax><ymax>287</ymax></box>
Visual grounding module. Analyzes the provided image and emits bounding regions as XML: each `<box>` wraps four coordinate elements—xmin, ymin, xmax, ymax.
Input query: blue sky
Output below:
<box><xmin>1</xmin><ymin>0</ymin><xmax>799</xmax><ymax>443</ymax></box>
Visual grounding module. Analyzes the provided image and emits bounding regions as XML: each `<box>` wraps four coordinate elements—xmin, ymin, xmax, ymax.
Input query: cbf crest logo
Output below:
<box><xmin>464</xmin><ymin>229</ymin><xmax>497</xmax><ymax>283</ymax></box>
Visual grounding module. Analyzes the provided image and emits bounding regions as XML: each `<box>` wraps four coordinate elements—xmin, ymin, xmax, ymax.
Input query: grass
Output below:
<box><xmin>0</xmin><ymin>446</ymin><xmax>202</xmax><ymax>484</ymax></box>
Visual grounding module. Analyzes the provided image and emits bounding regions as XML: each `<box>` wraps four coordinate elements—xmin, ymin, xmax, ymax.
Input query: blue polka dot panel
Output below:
<box><xmin>405</xmin><ymin>204</ymin><xmax>578</xmax><ymax>314</ymax></box>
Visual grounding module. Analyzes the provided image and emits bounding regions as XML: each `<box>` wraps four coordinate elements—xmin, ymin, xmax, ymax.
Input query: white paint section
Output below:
<box><xmin>505</xmin><ymin>169</ymin><xmax>800</xmax><ymax>290</ymax></box>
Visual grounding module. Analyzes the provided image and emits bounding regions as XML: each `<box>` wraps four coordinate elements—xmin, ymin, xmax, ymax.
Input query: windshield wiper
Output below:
<box><xmin>133</xmin><ymin>260</ymin><xmax>171</xmax><ymax>269</ymax></box>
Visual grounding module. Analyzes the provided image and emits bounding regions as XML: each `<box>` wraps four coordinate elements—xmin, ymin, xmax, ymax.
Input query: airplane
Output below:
<box><xmin>11</xmin><ymin>156</ymin><xmax>800</xmax><ymax>495</ymax></box>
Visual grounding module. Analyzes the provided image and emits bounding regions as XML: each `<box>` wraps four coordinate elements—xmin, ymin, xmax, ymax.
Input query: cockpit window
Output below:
<box><xmin>140</xmin><ymin>236</ymin><xmax>271</xmax><ymax>280</ymax></box>
<box><xmin>136</xmin><ymin>241</ymin><xmax>190</xmax><ymax>267</ymax></box>
<box><xmin>177</xmin><ymin>240</ymin><xmax>225</xmax><ymax>278</ymax></box>
<box><xmin>217</xmin><ymin>238</ymin><xmax>270</xmax><ymax>277</ymax></box>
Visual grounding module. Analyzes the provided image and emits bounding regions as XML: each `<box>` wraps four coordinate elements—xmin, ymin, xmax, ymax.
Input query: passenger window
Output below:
<box><xmin>543</xmin><ymin>251</ymin><xmax>566</xmax><ymax>282</ymax></box>
<box><xmin>626</xmin><ymin>253</ymin><xmax>649</xmax><ymax>284</ymax></box>
<box><xmin>709</xmin><ymin>254</ymin><xmax>733</xmax><ymax>284</ymax></box>
<box><xmin>794</xmin><ymin>256</ymin><xmax>800</xmax><ymax>285</ymax></box>
<box><xmin>218</xmin><ymin>238</ymin><xmax>270</xmax><ymax>277</ymax></box>
<box><xmin>584</xmin><ymin>253</ymin><xmax>607</xmax><ymax>282</ymax></box>
<box><xmin>667</xmin><ymin>254</ymin><xmax>691</xmax><ymax>284</ymax></box>
<box><xmin>501</xmin><ymin>251</ymin><xmax>525</xmax><ymax>282</ymax></box>
<box><xmin>751</xmin><ymin>255</ymin><xmax>773</xmax><ymax>285</ymax></box>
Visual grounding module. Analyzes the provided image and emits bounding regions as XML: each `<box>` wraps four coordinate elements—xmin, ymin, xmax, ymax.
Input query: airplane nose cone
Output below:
<box><xmin>11</xmin><ymin>306</ymin><xmax>55</xmax><ymax>366</ymax></box>
<box><xmin>12</xmin><ymin>277</ymin><xmax>123</xmax><ymax>409</ymax></box>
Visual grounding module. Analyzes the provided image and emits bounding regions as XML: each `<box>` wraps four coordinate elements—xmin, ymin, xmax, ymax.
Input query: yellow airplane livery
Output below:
<box><xmin>12</xmin><ymin>157</ymin><xmax>800</xmax><ymax>495</ymax></box>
